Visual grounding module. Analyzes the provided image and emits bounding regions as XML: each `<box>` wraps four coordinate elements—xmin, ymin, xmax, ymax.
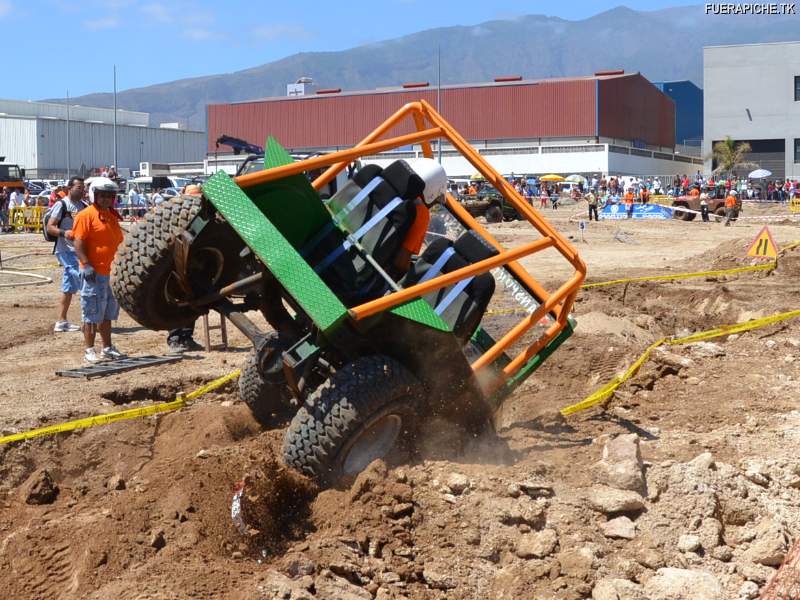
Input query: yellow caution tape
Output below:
<box><xmin>561</xmin><ymin>309</ymin><xmax>800</xmax><ymax>416</ymax></box>
<box><xmin>0</xmin><ymin>369</ymin><xmax>241</xmax><ymax>445</ymax></box>
<box><xmin>582</xmin><ymin>240</ymin><xmax>799</xmax><ymax>290</ymax></box>
<box><xmin>581</xmin><ymin>260</ymin><xmax>776</xmax><ymax>289</ymax></box>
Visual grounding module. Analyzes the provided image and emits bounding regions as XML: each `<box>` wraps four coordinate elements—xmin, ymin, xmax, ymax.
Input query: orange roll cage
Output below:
<box><xmin>234</xmin><ymin>100</ymin><xmax>586</xmax><ymax>386</ymax></box>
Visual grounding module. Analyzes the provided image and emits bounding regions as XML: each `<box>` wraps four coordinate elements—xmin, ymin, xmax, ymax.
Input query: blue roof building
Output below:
<box><xmin>653</xmin><ymin>81</ymin><xmax>703</xmax><ymax>146</ymax></box>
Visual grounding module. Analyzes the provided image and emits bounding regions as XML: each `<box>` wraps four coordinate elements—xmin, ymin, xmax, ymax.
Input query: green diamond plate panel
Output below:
<box><xmin>389</xmin><ymin>298</ymin><xmax>451</xmax><ymax>332</ymax></box>
<box><xmin>202</xmin><ymin>172</ymin><xmax>347</xmax><ymax>333</ymax></box>
<box><xmin>264</xmin><ymin>135</ymin><xmax>294</xmax><ymax>169</ymax></box>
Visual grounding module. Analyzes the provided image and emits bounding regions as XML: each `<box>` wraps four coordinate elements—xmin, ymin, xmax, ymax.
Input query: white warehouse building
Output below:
<box><xmin>704</xmin><ymin>41</ymin><xmax>800</xmax><ymax>179</ymax></box>
<box><xmin>0</xmin><ymin>99</ymin><xmax>205</xmax><ymax>178</ymax></box>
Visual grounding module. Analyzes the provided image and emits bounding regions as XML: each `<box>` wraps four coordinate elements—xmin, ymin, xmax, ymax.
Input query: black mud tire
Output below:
<box><xmin>485</xmin><ymin>205</ymin><xmax>503</xmax><ymax>223</ymax></box>
<box><xmin>239</xmin><ymin>334</ymin><xmax>294</xmax><ymax>427</ymax></box>
<box><xmin>282</xmin><ymin>355</ymin><xmax>423</xmax><ymax>488</ymax></box>
<box><xmin>673</xmin><ymin>203</ymin><xmax>693</xmax><ymax>221</ymax></box>
<box><xmin>112</xmin><ymin>195</ymin><xmax>203</xmax><ymax>330</ymax></box>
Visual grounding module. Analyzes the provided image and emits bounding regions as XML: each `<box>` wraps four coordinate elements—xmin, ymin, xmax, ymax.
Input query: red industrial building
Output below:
<box><xmin>206</xmin><ymin>71</ymin><xmax>676</xmax><ymax>153</ymax></box>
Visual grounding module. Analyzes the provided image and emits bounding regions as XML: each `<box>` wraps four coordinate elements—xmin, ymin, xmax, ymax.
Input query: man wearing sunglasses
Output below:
<box><xmin>72</xmin><ymin>177</ymin><xmax>126</xmax><ymax>363</ymax></box>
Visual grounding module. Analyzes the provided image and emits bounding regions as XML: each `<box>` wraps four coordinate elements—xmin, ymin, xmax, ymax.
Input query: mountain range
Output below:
<box><xmin>47</xmin><ymin>5</ymin><xmax>800</xmax><ymax>130</ymax></box>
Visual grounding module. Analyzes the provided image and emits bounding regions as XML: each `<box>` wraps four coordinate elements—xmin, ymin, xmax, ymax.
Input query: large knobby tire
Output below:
<box><xmin>239</xmin><ymin>334</ymin><xmax>293</xmax><ymax>426</ymax></box>
<box><xmin>282</xmin><ymin>355</ymin><xmax>423</xmax><ymax>488</ymax></box>
<box><xmin>112</xmin><ymin>195</ymin><xmax>203</xmax><ymax>330</ymax></box>
<box><xmin>673</xmin><ymin>203</ymin><xmax>694</xmax><ymax>221</ymax></box>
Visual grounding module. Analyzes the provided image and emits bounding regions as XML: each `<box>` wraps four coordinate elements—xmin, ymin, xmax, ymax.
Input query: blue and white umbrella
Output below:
<box><xmin>748</xmin><ymin>168</ymin><xmax>771</xmax><ymax>179</ymax></box>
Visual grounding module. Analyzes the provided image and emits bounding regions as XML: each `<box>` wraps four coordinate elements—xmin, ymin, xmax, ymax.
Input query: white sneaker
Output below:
<box><xmin>101</xmin><ymin>346</ymin><xmax>127</xmax><ymax>360</ymax></box>
<box><xmin>84</xmin><ymin>348</ymin><xmax>102</xmax><ymax>363</ymax></box>
<box><xmin>54</xmin><ymin>320</ymin><xmax>81</xmax><ymax>333</ymax></box>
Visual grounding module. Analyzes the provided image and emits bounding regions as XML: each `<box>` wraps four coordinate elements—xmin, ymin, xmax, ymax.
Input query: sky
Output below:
<box><xmin>3</xmin><ymin>0</ymin><xmax>699</xmax><ymax>99</ymax></box>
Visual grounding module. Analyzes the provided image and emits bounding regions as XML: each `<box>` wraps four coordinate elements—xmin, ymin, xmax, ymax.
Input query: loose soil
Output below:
<box><xmin>1</xmin><ymin>202</ymin><xmax>799</xmax><ymax>599</ymax></box>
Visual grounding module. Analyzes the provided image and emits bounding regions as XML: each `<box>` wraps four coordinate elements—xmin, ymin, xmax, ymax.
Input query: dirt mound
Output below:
<box><xmin>0</xmin><ymin>402</ymin><xmax>294</xmax><ymax>599</ymax></box>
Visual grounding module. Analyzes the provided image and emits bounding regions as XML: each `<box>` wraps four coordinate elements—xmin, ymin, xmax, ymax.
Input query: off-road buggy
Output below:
<box><xmin>111</xmin><ymin>101</ymin><xmax>586</xmax><ymax>488</ymax></box>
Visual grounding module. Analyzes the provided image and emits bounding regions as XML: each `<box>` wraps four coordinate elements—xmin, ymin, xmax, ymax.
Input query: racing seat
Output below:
<box><xmin>402</xmin><ymin>230</ymin><xmax>497</xmax><ymax>342</ymax></box>
<box><xmin>301</xmin><ymin>160</ymin><xmax>424</xmax><ymax>306</ymax></box>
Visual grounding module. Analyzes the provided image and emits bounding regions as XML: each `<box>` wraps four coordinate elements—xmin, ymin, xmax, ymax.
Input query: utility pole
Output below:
<box><xmin>66</xmin><ymin>90</ymin><xmax>70</xmax><ymax>180</ymax></box>
<box><xmin>113</xmin><ymin>65</ymin><xmax>118</xmax><ymax>171</ymax></box>
<box><xmin>437</xmin><ymin>45</ymin><xmax>442</xmax><ymax>164</ymax></box>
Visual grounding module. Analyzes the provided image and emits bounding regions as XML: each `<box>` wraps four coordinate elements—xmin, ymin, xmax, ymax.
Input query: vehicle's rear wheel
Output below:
<box><xmin>112</xmin><ymin>195</ymin><xmax>242</xmax><ymax>330</ymax></box>
<box><xmin>282</xmin><ymin>355</ymin><xmax>423</xmax><ymax>488</ymax></box>
<box><xmin>673</xmin><ymin>204</ymin><xmax>694</xmax><ymax>221</ymax></box>
<box><xmin>485</xmin><ymin>205</ymin><xmax>503</xmax><ymax>223</ymax></box>
<box><xmin>239</xmin><ymin>333</ymin><xmax>294</xmax><ymax>426</ymax></box>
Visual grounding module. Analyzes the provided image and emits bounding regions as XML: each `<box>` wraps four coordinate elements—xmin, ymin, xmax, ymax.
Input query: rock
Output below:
<box><xmin>596</xmin><ymin>434</ymin><xmax>646</xmax><ymax>494</ymax></box>
<box><xmin>22</xmin><ymin>468</ymin><xmax>59</xmax><ymax>505</ymax></box>
<box><xmin>690</xmin><ymin>342</ymin><xmax>726</xmax><ymax>357</ymax></box>
<box><xmin>315</xmin><ymin>571</ymin><xmax>372</xmax><ymax>600</ymax></box>
<box><xmin>744</xmin><ymin>469</ymin><xmax>769</xmax><ymax>487</ymax></box>
<box><xmin>722</xmin><ymin>498</ymin><xmax>758</xmax><ymax>525</ymax></box>
<box><xmin>107</xmin><ymin>474</ymin><xmax>126</xmax><ymax>491</ymax></box>
<box><xmin>349</xmin><ymin>459</ymin><xmax>387</xmax><ymax>502</ymax></box>
<box><xmin>592</xmin><ymin>578</ymin><xmax>647</xmax><ymax>600</ymax></box>
<box><xmin>518</xmin><ymin>481</ymin><xmax>555</xmax><ymax>498</ymax></box>
<box><xmin>261</xmin><ymin>570</ymin><xmax>314</xmax><ymax>600</ymax></box>
<box><xmin>446</xmin><ymin>472</ymin><xmax>469</xmax><ymax>495</ymax></box>
<box><xmin>637</xmin><ymin>548</ymin><xmax>665</xmax><ymax>570</ymax></box>
<box><xmin>286</xmin><ymin>557</ymin><xmax>317</xmax><ymax>578</ymax></box>
<box><xmin>515</xmin><ymin>528</ymin><xmax>558</xmax><ymax>558</ymax></box>
<box><xmin>784</xmin><ymin>356</ymin><xmax>795</xmax><ymax>364</ymax></box>
<box><xmin>710</xmin><ymin>546</ymin><xmax>733</xmax><ymax>562</ymax></box>
<box><xmin>495</xmin><ymin>498</ymin><xmax>546</xmax><ymax>528</ymax></box>
<box><xmin>685</xmin><ymin>377</ymin><xmax>701</xmax><ymax>385</ymax></box>
<box><xmin>557</xmin><ymin>547</ymin><xmax>595</xmax><ymax>580</ymax></box>
<box><xmin>442</xmin><ymin>493</ymin><xmax>457</xmax><ymax>505</ymax></box>
<box><xmin>652</xmin><ymin>348</ymin><xmax>694</xmax><ymax>369</ymax></box>
<box><xmin>602</xmin><ymin>516</ymin><xmax>636</xmax><ymax>540</ymax></box>
<box><xmin>507</xmin><ymin>483</ymin><xmax>521</xmax><ymax>498</ymax></box>
<box><xmin>643</xmin><ymin>568</ymin><xmax>722</xmax><ymax>599</ymax></box>
<box><xmin>195</xmin><ymin>449</ymin><xmax>208</xmax><ymax>459</ymax></box>
<box><xmin>587</xmin><ymin>486</ymin><xmax>645</xmax><ymax>514</ymax></box>
<box><xmin>423</xmin><ymin>561</ymin><xmax>457</xmax><ymax>590</ymax></box>
<box><xmin>765</xmin><ymin>340</ymin><xmax>777</xmax><ymax>349</ymax></box>
<box><xmin>738</xmin><ymin>581</ymin><xmax>759</xmax><ymax>599</ymax></box>
<box><xmin>150</xmin><ymin>529</ymin><xmax>166</xmax><ymax>550</ymax></box>
<box><xmin>677</xmin><ymin>534</ymin><xmax>701</xmax><ymax>553</ymax></box>
<box><xmin>380</xmin><ymin>572</ymin><xmax>401</xmax><ymax>584</ymax></box>
<box><xmin>742</xmin><ymin>519</ymin><xmax>788</xmax><ymax>566</ymax></box>
<box><xmin>738</xmin><ymin>562</ymin><xmax>775</xmax><ymax>584</ymax></box>
<box><xmin>696</xmin><ymin>518</ymin><xmax>722</xmax><ymax>549</ymax></box>
<box><xmin>688</xmin><ymin>452</ymin><xmax>716</xmax><ymax>470</ymax></box>
<box><xmin>391</xmin><ymin>502</ymin><xmax>414</xmax><ymax>518</ymax></box>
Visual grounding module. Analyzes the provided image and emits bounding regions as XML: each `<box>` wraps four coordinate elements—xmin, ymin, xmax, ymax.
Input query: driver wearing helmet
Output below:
<box><xmin>72</xmin><ymin>177</ymin><xmax>127</xmax><ymax>363</ymax></box>
<box><xmin>393</xmin><ymin>158</ymin><xmax>448</xmax><ymax>274</ymax></box>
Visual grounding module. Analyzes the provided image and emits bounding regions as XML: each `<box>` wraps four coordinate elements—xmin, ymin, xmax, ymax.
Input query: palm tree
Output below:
<box><xmin>707</xmin><ymin>136</ymin><xmax>757</xmax><ymax>178</ymax></box>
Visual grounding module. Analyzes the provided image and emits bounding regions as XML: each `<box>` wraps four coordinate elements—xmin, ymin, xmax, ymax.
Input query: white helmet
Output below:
<box><xmin>407</xmin><ymin>158</ymin><xmax>448</xmax><ymax>206</ymax></box>
<box><xmin>89</xmin><ymin>177</ymin><xmax>119</xmax><ymax>203</ymax></box>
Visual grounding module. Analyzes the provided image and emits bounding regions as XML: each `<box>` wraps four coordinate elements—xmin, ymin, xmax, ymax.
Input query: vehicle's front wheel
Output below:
<box><xmin>282</xmin><ymin>355</ymin><xmax>423</xmax><ymax>488</ymax></box>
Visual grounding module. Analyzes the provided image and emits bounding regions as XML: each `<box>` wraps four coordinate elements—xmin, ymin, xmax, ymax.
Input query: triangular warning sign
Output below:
<box><xmin>746</xmin><ymin>226</ymin><xmax>778</xmax><ymax>258</ymax></box>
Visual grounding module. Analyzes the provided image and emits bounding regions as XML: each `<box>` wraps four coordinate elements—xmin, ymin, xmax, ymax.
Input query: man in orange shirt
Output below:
<box><xmin>73</xmin><ymin>178</ymin><xmax>126</xmax><ymax>363</ymax></box>
<box><xmin>624</xmin><ymin>188</ymin><xmax>635</xmax><ymax>219</ymax></box>
<box><xmin>723</xmin><ymin>190</ymin><xmax>738</xmax><ymax>227</ymax></box>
